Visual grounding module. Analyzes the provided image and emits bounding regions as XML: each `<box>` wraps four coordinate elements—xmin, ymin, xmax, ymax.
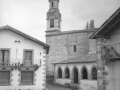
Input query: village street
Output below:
<box><xmin>46</xmin><ymin>78</ymin><xmax>71</xmax><ymax>90</ymax></box>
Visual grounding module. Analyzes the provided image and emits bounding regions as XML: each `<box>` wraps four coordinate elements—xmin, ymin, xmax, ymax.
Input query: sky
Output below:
<box><xmin>0</xmin><ymin>0</ymin><xmax>120</xmax><ymax>42</ymax></box>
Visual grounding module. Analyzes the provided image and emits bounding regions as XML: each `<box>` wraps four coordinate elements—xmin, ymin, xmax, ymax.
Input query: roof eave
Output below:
<box><xmin>90</xmin><ymin>7</ymin><xmax>120</xmax><ymax>39</ymax></box>
<box><xmin>0</xmin><ymin>25</ymin><xmax>49</xmax><ymax>48</ymax></box>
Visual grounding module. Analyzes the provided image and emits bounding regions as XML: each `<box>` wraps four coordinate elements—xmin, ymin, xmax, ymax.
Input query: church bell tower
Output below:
<box><xmin>46</xmin><ymin>0</ymin><xmax>61</xmax><ymax>31</ymax></box>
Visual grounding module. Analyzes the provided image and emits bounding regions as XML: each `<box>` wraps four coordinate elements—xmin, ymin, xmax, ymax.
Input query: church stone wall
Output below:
<box><xmin>46</xmin><ymin>30</ymin><xmax>96</xmax><ymax>77</ymax></box>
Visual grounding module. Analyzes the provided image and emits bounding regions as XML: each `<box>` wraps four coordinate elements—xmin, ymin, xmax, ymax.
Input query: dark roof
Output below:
<box><xmin>90</xmin><ymin>7</ymin><xmax>120</xmax><ymax>39</ymax></box>
<box><xmin>53</xmin><ymin>53</ymin><xmax>97</xmax><ymax>64</ymax></box>
<box><xmin>0</xmin><ymin>25</ymin><xmax>49</xmax><ymax>48</ymax></box>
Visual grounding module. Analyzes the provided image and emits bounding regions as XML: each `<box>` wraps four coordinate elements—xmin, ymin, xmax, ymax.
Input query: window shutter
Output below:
<box><xmin>24</xmin><ymin>51</ymin><xmax>32</xmax><ymax>65</ymax></box>
<box><xmin>21</xmin><ymin>71</ymin><xmax>33</xmax><ymax>84</ymax></box>
<box><xmin>4</xmin><ymin>50</ymin><xmax>9</xmax><ymax>64</ymax></box>
<box><xmin>25</xmin><ymin>51</ymin><xmax>32</xmax><ymax>60</ymax></box>
<box><xmin>0</xmin><ymin>51</ymin><xmax>3</xmax><ymax>63</ymax></box>
<box><xmin>0</xmin><ymin>71</ymin><xmax>10</xmax><ymax>85</ymax></box>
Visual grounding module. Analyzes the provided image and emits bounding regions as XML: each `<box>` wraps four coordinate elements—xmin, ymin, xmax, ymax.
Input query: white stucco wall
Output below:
<box><xmin>103</xmin><ymin>29</ymin><xmax>120</xmax><ymax>90</ymax></box>
<box><xmin>105</xmin><ymin>29</ymin><xmax>120</xmax><ymax>53</ymax></box>
<box><xmin>0</xmin><ymin>29</ymin><xmax>46</xmax><ymax>90</ymax></box>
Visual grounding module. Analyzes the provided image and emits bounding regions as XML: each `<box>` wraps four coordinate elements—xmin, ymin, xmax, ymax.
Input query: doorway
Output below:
<box><xmin>73</xmin><ymin>67</ymin><xmax>78</xmax><ymax>84</ymax></box>
<box><xmin>65</xmin><ymin>67</ymin><xmax>70</xmax><ymax>78</ymax></box>
<box><xmin>58</xmin><ymin>67</ymin><xmax>62</xmax><ymax>78</ymax></box>
<box><xmin>82</xmin><ymin>67</ymin><xmax>88</xmax><ymax>79</ymax></box>
<box><xmin>92</xmin><ymin>67</ymin><xmax>97</xmax><ymax>80</ymax></box>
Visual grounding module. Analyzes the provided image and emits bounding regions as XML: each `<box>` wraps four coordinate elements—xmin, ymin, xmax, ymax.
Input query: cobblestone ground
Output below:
<box><xmin>46</xmin><ymin>78</ymin><xmax>71</xmax><ymax>90</ymax></box>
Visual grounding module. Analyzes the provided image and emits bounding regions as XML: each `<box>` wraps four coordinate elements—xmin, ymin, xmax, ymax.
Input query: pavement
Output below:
<box><xmin>46</xmin><ymin>78</ymin><xmax>71</xmax><ymax>90</ymax></box>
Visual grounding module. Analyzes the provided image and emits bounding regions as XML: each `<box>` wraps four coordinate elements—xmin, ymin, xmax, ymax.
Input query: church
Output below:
<box><xmin>46</xmin><ymin>0</ymin><xmax>98</xmax><ymax>89</ymax></box>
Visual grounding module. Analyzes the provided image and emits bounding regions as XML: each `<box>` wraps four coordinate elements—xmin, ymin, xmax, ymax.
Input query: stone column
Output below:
<box><xmin>96</xmin><ymin>38</ymin><xmax>108</xmax><ymax>90</ymax></box>
<box><xmin>70</xmin><ymin>68</ymin><xmax>73</xmax><ymax>84</ymax></box>
<box><xmin>88</xmin><ymin>71</ymin><xmax>92</xmax><ymax>80</ymax></box>
<box><xmin>62</xmin><ymin>68</ymin><xmax>65</xmax><ymax>78</ymax></box>
<box><xmin>54</xmin><ymin>65</ymin><xmax>57</xmax><ymax>83</ymax></box>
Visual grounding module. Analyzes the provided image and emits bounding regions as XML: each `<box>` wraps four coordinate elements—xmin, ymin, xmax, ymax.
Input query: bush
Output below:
<box><xmin>70</xmin><ymin>84</ymin><xmax>80</xmax><ymax>90</ymax></box>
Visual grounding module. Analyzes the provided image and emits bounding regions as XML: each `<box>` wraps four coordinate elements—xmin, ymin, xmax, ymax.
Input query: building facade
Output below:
<box><xmin>53</xmin><ymin>54</ymin><xmax>98</xmax><ymax>89</ymax></box>
<box><xmin>90</xmin><ymin>7</ymin><xmax>120</xmax><ymax>90</ymax></box>
<box><xmin>46</xmin><ymin>0</ymin><xmax>98</xmax><ymax>82</ymax></box>
<box><xmin>0</xmin><ymin>26</ymin><xmax>49</xmax><ymax>90</ymax></box>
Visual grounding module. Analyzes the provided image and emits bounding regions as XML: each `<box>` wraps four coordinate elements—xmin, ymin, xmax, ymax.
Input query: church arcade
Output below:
<box><xmin>54</xmin><ymin>62</ymin><xmax>97</xmax><ymax>85</ymax></box>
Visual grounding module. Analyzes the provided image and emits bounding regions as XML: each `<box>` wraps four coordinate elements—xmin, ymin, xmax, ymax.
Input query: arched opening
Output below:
<box><xmin>65</xmin><ymin>67</ymin><xmax>70</xmax><ymax>78</ymax></box>
<box><xmin>92</xmin><ymin>67</ymin><xmax>97</xmax><ymax>80</ymax></box>
<box><xmin>73</xmin><ymin>45</ymin><xmax>77</xmax><ymax>52</ymax></box>
<box><xmin>50</xmin><ymin>18</ymin><xmax>54</xmax><ymax>28</ymax></box>
<box><xmin>58</xmin><ymin>67</ymin><xmax>62</xmax><ymax>78</ymax></box>
<box><xmin>82</xmin><ymin>67</ymin><xmax>88</xmax><ymax>79</ymax></box>
<box><xmin>73</xmin><ymin>67</ymin><xmax>78</xmax><ymax>84</ymax></box>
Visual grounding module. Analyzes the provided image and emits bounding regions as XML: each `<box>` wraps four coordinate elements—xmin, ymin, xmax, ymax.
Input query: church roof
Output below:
<box><xmin>0</xmin><ymin>25</ymin><xmax>49</xmax><ymax>49</ymax></box>
<box><xmin>53</xmin><ymin>53</ymin><xmax>97</xmax><ymax>64</ymax></box>
<box><xmin>46</xmin><ymin>28</ymin><xmax>98</xmax><ymax>36</ymax></box>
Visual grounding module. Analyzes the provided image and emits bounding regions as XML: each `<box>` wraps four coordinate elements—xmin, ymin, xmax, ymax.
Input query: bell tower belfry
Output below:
<box><xmin>46</xmin><ymin>0</ymin><xmax>61</xmax><ymax>31</ymax></box>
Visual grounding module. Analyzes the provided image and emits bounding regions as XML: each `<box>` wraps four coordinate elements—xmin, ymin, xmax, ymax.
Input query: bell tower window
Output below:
<box><xmin>50</xmin><ymin>18</ymin><xmax>54</xmax><ymax>28</ymax></box>
<box><xmin>52</xmin><ymin>2</ymin><xmax>54</xmax><ymax>7</ymax></box>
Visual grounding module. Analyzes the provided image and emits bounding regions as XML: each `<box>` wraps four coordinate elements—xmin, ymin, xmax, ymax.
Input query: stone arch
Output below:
<box><xmin>57</xmin><ymin>66</ymin><xmax>62</xmax><ymax>78</ymax></box>
<box><xmin>81</xmin><ymin>65</ymin><xmax>89</xmax><ymax>79</ymax></box>
<box><xmin>64</xmin><ymin>66</ymin><xmax>70</xmax><ymax>78</ymax></box>
<box><xmin>91</xmin><ymin>65</ymin><xmax>97</xmax><ymax>80</ymax></box>
<box><xmin>72</xmin><ymin>66</ymin><xmax>79</xmax><ymax>84</ymax></box>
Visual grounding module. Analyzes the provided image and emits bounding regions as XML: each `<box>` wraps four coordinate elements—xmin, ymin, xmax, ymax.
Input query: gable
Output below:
<box><xmin>0</xmin><ymin>25</ymin><xmax>49</xmax><ymax>49</ymax></box>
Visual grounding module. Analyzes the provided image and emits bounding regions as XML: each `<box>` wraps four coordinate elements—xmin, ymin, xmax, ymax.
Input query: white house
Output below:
<box><xmin>90</xmin><ymin>7</ymin><xmax>120</xmax><ymax>90</ymax></box>
<box><xmin>0</xmin><ymin>25</ymin><xmax>49</xmax><ymax>90</ymax></box>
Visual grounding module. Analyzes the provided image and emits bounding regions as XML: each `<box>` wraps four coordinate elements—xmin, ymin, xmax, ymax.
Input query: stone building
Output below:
<box><xmin>0</xmin><ymin>25</ymin><xmax>49</xmax><ymax>90</ymax></box>
<box><xmin>90</xmin><ymin>7</ymin><xmax>120</xmax><ymax>90</ymax></box>
<box><xmin>46</xmin><ymin>0</ymin><xmax>97</xmax><ymax>81</ymax></box>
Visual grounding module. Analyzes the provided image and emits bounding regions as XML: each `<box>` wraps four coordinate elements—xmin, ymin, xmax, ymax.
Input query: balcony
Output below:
<box><xmin>102</xmin><ymin>45</ymin><xmax>120</xmax><ymax>61</ymax></box>
<box><xmin>0</xmin><ymin>59</ymin><xmax>41</xmax><ymax>70</ymax></box>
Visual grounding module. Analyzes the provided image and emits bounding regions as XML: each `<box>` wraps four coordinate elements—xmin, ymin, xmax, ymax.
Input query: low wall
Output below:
<box><xmin>0</xmin><ymin>87</ymin><xmax>43</xmax><ymax>90</ymax></box>
<box><xmin>55</xmin><ymin>78</ymin><xmax>71</xmax><ymax>85</ymax></box>
<box><xmin>80</xmin><ymin>80</ymin><xmax>97</xmax><ymax>90</ymax></box>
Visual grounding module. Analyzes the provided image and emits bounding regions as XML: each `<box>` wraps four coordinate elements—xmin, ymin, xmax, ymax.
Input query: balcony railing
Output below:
<box><xmin>102</xmin><ymin>45</ymin><xmax>120</xmax><ymax>61</ymax></box>
<box><xmin>0</xmin><ymin>58</ymin><xmax>41</xmax><ymax>70</ymax></box>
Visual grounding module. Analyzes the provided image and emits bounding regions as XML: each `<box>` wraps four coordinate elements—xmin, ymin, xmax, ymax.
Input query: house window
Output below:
<box><xmin>73</xmin><ymin>45</ymin><xmax>77</xmax><ymax>52</ymax></box>
<box><xmin>0</xmin><ymin>50</ymin><xmax>9</xmax><ymax>64</ymax></box>
<box><xmin>0</xmin><ymin>71</ymin><xmax>10</xmax><ymax>85</ymax></box>
<box><xmin>24</xmin><ymin>50</ymin><xmax>33</xmax><ymax>65</ymax></box>
<box><xmin>21</xmin><ymin>71</ymin><xmax>34</xmax><ymax>85</ymax></box>
<box><xmin>50</xmin><ymin>18</ymin><xmax>54</xmax><ymax>28</ymax></box>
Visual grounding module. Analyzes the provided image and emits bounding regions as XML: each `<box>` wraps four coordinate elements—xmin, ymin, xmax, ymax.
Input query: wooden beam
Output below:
<box><xmin>102</xmin><ymin>18</ymin><xmax>120</xmax><ymax>35</ymax></box>
<box><xmin>95</xmin><ymin>35</ymin><xmax>110</xmax><ymax>39</ymax></box>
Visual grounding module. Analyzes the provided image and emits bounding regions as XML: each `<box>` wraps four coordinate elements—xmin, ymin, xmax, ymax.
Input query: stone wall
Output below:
<box><xmin>46</xmin><ymin>29</ymin><xmax>97</xmax><ymax>77</ymax></box>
